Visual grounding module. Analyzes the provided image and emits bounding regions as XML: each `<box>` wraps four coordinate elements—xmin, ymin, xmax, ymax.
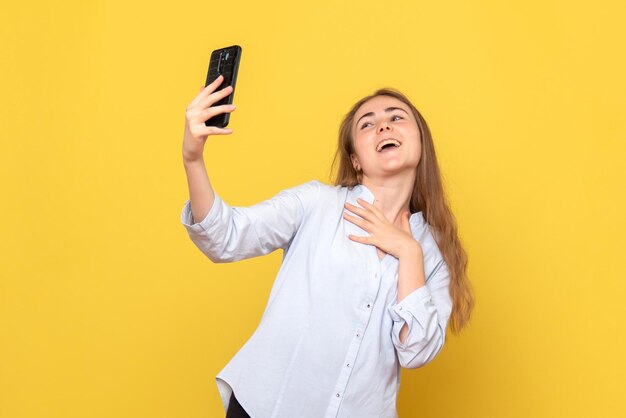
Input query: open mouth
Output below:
<box><xmin>376</xmin><ymin>138</ymin><xmax>401</xmax><ymax>152</ymax></box>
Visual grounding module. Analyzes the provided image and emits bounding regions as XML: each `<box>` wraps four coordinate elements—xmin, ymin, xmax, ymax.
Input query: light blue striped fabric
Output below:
<box><xmin>181</xmin><ymin>180</ymin><xmax>452</xmax><ymax>418</ymax></box>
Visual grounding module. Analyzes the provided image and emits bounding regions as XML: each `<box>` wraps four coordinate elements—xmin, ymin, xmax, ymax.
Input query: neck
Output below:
<box><xmin>360</xmin><ymin>172</ymin><xmax>415</xmax><ymax>226</ymax></box>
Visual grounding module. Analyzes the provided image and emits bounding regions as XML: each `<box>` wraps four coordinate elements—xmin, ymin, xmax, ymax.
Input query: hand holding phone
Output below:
<box><xmin>183</xmin><ymin>74</ymin><xmax>236</xmax><ymax>163</ymax></box>
<box><xmin>182</xmin><ymin>45</ymin><xmax>242</xmax><ymax>164</ymax></box>
<box><xmin>204</xmin><ymin>45</ymin><xmax>242</xmax><ymax>128</ymax></box>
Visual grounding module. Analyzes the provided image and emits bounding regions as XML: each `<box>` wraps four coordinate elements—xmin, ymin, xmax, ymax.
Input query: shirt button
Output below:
<box><xmin>398</xmin><ymin>307</ymin><xmax>403</xmax><ymax>311</ymax></box>
<box><xmin>366</xmin><ymin>303</ymin><xmax>371</xmax><ymax>308</ymax></box>
<box><xmin>356</xmin><ymin>333</ymin><xmax>360</xmax><ymax>338</ymax></box>
<box><xmin>336</xmin><ymin>393</ymin><xmax>341</xmax><ymax>398</ymax></box>
<box><xmin>346</xmin><ymin>363</ymin><xmax>350</xmax><ymax>367</ymax></box>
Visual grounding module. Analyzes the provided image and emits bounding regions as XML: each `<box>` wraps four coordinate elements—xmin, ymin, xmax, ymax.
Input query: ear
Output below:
<box><xmin>350</xmin><ymin>154</ymin><xmax>360</xmax><ymax>171</ymax></box>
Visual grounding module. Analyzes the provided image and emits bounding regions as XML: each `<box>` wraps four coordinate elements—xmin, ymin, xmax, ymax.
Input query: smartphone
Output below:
<box><xmin>204</xmin><ymin>45</ymin><xmax>242</xmax><ymax>128</ymax></box>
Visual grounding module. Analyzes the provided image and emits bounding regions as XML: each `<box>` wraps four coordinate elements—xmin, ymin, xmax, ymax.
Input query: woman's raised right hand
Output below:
<box><xmin>182</xmin><ymin>74</ymin><xmax>236</xmax><ymax>164</ymax></box>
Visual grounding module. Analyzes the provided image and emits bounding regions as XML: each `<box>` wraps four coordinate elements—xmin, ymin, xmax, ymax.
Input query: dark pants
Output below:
<box><xmin>226</xmin><ymin>392</ymin><xmax>251</xmax><ymax>418</ymax></box>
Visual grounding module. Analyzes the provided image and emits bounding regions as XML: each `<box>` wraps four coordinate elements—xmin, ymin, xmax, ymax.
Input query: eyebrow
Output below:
<box><xmin>355</xmin><ymin>107</ymin><xmax>409</xmax><ymax>127</ymax></box>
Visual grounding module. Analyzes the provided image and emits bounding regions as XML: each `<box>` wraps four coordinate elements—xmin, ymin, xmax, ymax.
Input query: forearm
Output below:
<box><xmin>183</xmin><ymin>158</ymin><xmax>216</xmax><ymax>224</ymax></box>
<box><xmin>397</xmin><ymin>242</ymin><xmax>426</xmax><ymax>343</ymax></box>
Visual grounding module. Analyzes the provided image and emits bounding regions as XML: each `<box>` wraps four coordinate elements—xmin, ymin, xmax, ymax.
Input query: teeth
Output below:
<box><xmin>376</xmin><ymin>139</ymin><xmax>401</xmax><ymax>152</ymax></box>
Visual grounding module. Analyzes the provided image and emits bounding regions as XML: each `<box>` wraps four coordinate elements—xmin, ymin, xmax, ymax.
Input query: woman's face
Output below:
<box><xmin>350</xmin><ymin>95</ymin><xmax>422</xmax><ymax>180</ymax></box>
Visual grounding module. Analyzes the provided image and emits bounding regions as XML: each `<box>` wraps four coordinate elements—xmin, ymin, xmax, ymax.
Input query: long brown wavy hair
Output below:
<box><xmin>330</xmin><ymin>88</ymin><xmax>474</xmax><ymax>335</ymax></box>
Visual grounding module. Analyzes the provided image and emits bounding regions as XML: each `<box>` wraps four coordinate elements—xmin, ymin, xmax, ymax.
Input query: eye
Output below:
<box><xmin>359</xmin><ymin>115</ymin><xmax>403</xmax><ymax>129</ymax></box>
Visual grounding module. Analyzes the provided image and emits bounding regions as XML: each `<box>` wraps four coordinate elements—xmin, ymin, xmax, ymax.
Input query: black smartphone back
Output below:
<box><xmin>204</xmin><ymin>45</ymin><xmax>242</xmax><ymax>128</ymax></box>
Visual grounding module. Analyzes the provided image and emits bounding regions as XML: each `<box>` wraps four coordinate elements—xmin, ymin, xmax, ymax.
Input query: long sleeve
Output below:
<box><xmin>180</xmin><ymin>180</ymin><xmax>321</xmax><ymax>263</ymax></box>
<box><xmin>387</xmin><ymin>255</ymin><xmax>453</xmax><ymax>369</ymax></box>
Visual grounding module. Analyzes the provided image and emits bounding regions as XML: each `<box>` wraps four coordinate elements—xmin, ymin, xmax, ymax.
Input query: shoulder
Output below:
<box><xmin>276</xmin><ymin>180</ymin><xmax>339</xmax><ymax>211</ymax></box>
<box><xmin>282</xmin><ymin>180</ymin><xmax>360</xmax><ymax>217</ymax></box>
<box><xmin>282</xmin><ymin>179</ymin><xmax>346</xmax><ymax>198</ymax></box>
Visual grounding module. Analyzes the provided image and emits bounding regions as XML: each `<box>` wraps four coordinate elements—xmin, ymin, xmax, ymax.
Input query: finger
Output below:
<box><xmin>197</xmin><ymin>84</ymin><xmax>234</xmax><ymax>110</ymax></box>
<box><xmin>188</xmin><ymin>75</ymin><xmax>224</xmax><ymax>108</ymax></box>
<box><xmin>196</xmin><ymin>103</ymin><xmax>236</xmax><ymax>124</ymax></box>
<box><xmin>203</xmin><ymin>74</ymin><xmax>225</xmax><ymax>94</ymax></box>
<box><xmin>348</xmin><ymin>234</ymin><xmax>370</xmax><ymax>245</ymax></box>
<box><xmin>186</xmin><ymin>102</ymin><xmax>234</xmax><ymax>124</ymax></box>
<box><xmin>343</xmin><ymin>212</ymin><xmax>371</xmax><ymax>231</ymax></box>
<box><xmin>198</xmin><ymin>126</ymin><xmax>233</xmax><ymax>136</ymax></box>
<box><xmin>356</xmin><ymin>198</ymin><xmax>385</xmax><ymax>220</ymax></box>
<box><xmin>344</xmin><ymin>202</ymin><xmax>378</xmax><ymax>223</ymax></box>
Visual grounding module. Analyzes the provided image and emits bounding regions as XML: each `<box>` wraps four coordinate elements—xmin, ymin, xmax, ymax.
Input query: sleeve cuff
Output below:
<box><xmin>389</xmin><ymin>285</ymin><xmax>431</xmax><ymax>319</ymax></box>
<box><xmin>180</xmin><ymin>193</ymin><xmax>225</xmax><ymax>233</ymax></box>
<box><xmin>387</xmin><ymin>285</ymin><xmax>436</xmax><ymax>348</ymax></box>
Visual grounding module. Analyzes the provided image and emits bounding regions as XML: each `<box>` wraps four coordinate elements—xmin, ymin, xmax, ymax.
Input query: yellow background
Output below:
<box><xmin>1</xmin><ymin>0</ymin><xmax>624</xmax><ymax>417</ymax></box>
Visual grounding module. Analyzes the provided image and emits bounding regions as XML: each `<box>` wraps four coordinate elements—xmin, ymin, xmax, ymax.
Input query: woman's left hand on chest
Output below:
<box><xmin>343</xmin><ymin>198</ymin><xmax>422</xmax><ymax>259</ymax></box>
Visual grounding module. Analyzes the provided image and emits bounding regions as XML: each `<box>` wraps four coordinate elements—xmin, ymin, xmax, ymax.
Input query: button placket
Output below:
<box><xmin>331</xmin><ymin>306</ymin><xmax>369</xmax><ymax>414</ymax></box>
<box><xmin>327</xmin><ymin>239</ymin><xmax>385</xmax><ymax>417</ymax></box>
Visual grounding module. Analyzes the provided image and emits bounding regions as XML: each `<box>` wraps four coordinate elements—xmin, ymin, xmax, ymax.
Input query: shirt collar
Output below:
<box><xmin>349</xmin><ymin>183</ymin><xmax>425</xmax><ymax>227</ymax></box>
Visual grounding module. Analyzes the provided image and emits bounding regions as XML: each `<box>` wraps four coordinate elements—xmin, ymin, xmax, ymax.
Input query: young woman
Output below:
<box><xmin>181</xmin><ymin>75</ymin><xmax>475</xmax><ymax>418</ymax></box>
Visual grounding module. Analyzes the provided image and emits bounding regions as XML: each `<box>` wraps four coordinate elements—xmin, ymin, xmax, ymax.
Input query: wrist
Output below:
<box><xmin>183</xmin><ymin>156</ymin><xmax>205</xmax><ymax>168</ymax></box>
<box><xmin>397</xmin><ymin>239</ymin><xmax>422</xmax><ymax>261</ymax></box>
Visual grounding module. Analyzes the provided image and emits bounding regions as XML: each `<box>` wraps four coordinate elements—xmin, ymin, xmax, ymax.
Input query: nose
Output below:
<box><xmin>377</xmin><ymin>121</ymin><xmax>392</xmax><ymax>133</ymax></box>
